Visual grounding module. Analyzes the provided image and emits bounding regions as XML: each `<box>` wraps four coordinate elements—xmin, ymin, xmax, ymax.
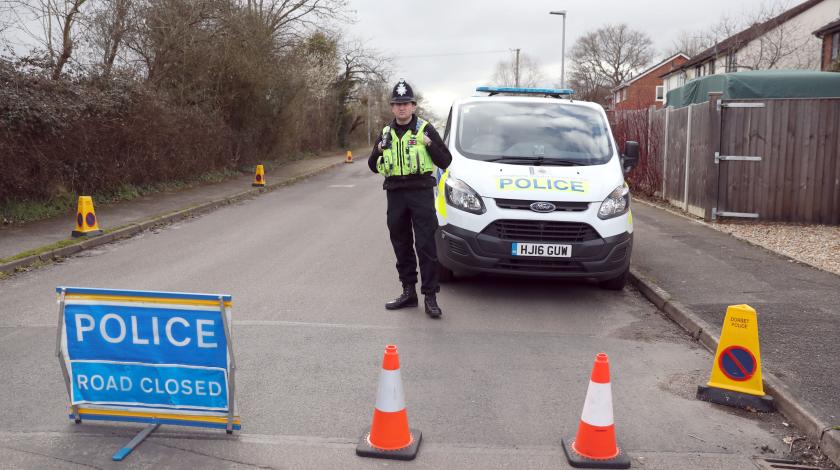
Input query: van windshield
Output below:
<box><xmin>455</xmin><ymin>101</ymin><xmax>613</xmax><ymax>165</ymax></box>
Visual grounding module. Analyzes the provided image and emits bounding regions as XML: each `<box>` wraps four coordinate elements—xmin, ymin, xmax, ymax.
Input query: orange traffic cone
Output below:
<box><xmin>345</xmin><ymin>150</ymin><xmax>353</xmax><ymax>163</ymax></box>
<box><xmin>253</xmin><ymin>164</ymin><xmax>265</xmax><ymax>187</ymax></box>
<box><xmin>356</xmin><ymin>345</ymin><xmax>421</xmax><ymax>460</ymax></box>
<box><xmin>562</xmin><ymin>353</ymin><xmax>631</xmax><ymax>469</ymax></box>
<box><xmin>71</xmin><ymin>196</ymin><xmax>103</xmax><ymax>238</ymax></box>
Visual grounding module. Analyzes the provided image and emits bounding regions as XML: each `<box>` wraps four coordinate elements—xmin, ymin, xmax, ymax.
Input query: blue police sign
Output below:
<box><xmin>56</xmin><ymin>287</ymin><xmax>241</xmax><ymax>431</ymax></box>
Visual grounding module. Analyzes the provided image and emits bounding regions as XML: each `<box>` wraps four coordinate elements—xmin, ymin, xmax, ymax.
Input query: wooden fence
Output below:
<box><xmin>615</xmin><ymin>94</ymin><xmax>840</xmax><ymax>224</ymax></box>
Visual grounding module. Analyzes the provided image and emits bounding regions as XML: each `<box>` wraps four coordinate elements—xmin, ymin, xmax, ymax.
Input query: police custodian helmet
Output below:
<box><xmin>390</xmin><ymin>79</ymin><xmax>416</xmax><ymax>104</ymax></box>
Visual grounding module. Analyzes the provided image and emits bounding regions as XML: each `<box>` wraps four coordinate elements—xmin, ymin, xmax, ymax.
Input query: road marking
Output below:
<box><xmin>328</xmin><ymin>184</ymin><xmax>355</xmax><ymax>188</ymax></box>
<box><xmin>234</xmin><ymin>320</ymin><xmax>404</xmax><ymax>331</ymax></box>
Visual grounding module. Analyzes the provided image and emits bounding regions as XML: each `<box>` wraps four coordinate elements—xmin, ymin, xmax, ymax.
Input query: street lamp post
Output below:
<box><xmin>549</xmin><ymin>10</ymin><xmax>567</xmax><ymax>89</ymax></box>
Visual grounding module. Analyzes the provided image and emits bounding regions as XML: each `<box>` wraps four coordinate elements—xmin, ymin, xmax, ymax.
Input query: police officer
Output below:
<box><xmin>369</xmin><ymin>79</ymin><xmax>452</xmax><ymax>318</ymax></box>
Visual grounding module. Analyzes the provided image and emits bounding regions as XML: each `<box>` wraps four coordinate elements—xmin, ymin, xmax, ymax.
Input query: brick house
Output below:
<box><xmin>610</xmin><ymin>53</ymin><xmax>689</xmax><ymax>111</ymax></box>
<box><xmin>814</xmin><ymin>18</ymin><xmax>840</xmax><ymax>70</ymax></box>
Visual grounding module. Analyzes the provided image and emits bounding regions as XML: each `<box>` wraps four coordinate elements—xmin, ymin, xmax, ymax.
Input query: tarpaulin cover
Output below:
<box><xmin>666</xmin><ymin>70</ymin><xmax>840</xmax><ymax>107</ymax></box>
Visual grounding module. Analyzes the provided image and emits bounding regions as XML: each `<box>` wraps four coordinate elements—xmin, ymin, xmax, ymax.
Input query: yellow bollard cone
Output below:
<box><xmin>253</xmin><ymin>164</ymin><xmax>266</xmax><ymax>187</ymax></box>
<box><xmin>345</xmin><ymin>150</ymin><xmax>353</xmax><ymax>164</ymax></box>
<box><xmin>696</xmin><ymin>304</ymin><xmax>775</xmax><ymax>412</ymax></box>
<box><xmin>71</xmin><ymin>196</ymin><xmax>103</xmax><ymax>238</ymax></box>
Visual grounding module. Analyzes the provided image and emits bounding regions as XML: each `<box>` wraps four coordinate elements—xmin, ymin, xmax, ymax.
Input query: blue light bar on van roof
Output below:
<box><xmin>475</xmin><ymin>86</ymin><xmax>575</xmax><ymax>97</ymax></box>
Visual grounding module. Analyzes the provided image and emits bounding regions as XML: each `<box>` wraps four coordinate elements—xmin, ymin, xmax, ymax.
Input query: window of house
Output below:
<box><xmin>695</xmin><ymin>65</ymin><xmax>703</xmax><ymax>77</ymax></box>
<box><xmin>623</xmin><ymin>89</ymin><xmax>628</xmax><ymax>100</ymax></box>
<box><xmin>833</xmin><ymin>32</ymin><xmax>840</xmax><ymax>61</ymax></box>
<box><xmin>709</xmin><ymin>59</ymin><xmax>716</xmax><ymax>75</ymax></box>
<box><xmin>655</xmin><ymin>86</ymin><xmax>664</xmax><ymax>102</ymax></box>
<box><xmin>615</xmin><ymin>92</ymin><xmax>621</xmax><ymax>103</ymax></box>
<box><xmin>726</xmin><ymin>52</ymin><xmax>737</xmax><ymax>72</ymax></box>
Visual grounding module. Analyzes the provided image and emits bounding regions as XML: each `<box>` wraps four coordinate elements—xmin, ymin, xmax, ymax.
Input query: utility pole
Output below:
<box><xmin>366</xmin><ymin>95</ymin><xmax>371</xmax><ymax>146</ymax></box>
<box><xmin>514</xmin><ymin>48</ymin><xmax>521</xmax><ymax>87</ymax></box>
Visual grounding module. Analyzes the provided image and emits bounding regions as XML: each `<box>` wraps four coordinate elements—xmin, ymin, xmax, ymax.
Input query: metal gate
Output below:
<box><xmin>712</xmin><ymin>101</ymin><xmax>765</xmax><ymax>220</ymax></box>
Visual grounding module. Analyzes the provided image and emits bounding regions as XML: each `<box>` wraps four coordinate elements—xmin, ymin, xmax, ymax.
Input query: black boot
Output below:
<box><xmin>424</xmin><ymin>294</ymin><xmax>442</xmax><ymax>318</ymax></box>
<box><xmin>385</xmin><ymin>285</ymin><xmax>418</xmax><ymax>310</ymax></box>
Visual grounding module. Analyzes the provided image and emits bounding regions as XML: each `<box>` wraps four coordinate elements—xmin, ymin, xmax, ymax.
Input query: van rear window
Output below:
<box><xmin>456</xmin><ymin>102</ymin><xmax>613</xmax><ymax>165</ymax></box>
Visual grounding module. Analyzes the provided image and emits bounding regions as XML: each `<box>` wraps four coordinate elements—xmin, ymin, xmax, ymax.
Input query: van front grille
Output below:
<box><xmin>483</xmin><ymin>220</ymin><xmax>599</xmax><ymax>243</ymax></box>
<box><xmin>495</xmin><ymin>199</ymin><xmax>589</xmax><ymax>212</ymax></box>
<box><xmin>495</xmin><ymin>258</ymin><xmax>585</xmax><ymax>273</ymax></box>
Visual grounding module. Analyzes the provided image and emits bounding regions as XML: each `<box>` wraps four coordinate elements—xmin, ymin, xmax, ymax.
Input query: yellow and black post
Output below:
<box><xmin>253</xmin><ymin>165</ymin><xmax>266</xmax><ymax>187</ymax></box>
<box><xmin>696</xmin><ymin>304</ymin><xmax>775</xmax><ymax>412</ymax></box>
<box><xmin>71</xmin><ymin>196</ymin><xmax>103</xmax><ymax>238</ymax></box>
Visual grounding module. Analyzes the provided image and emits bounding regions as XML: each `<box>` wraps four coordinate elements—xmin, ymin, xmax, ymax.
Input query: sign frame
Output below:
<box><xmin>56</xmin><ymin>286</ymin><xmax>241</xmax><ymax>460</ymax></box>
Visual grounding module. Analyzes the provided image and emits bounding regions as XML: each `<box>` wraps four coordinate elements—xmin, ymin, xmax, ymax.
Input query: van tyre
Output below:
<box><xmin>599</xmin><ymin>268</ymin><xmax>628</xmax><ymax>290</ymax></box>
<box><xmin>438</xmin><ymin>264</ymin><xmax>454</xmax><ymax>283</ymax></box>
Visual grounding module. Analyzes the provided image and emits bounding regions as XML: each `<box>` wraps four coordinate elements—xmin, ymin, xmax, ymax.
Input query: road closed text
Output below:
<box><xmin>70</xmin><ymin>361</ymin><xmax>228</xmax><ymax>409</ymax></box>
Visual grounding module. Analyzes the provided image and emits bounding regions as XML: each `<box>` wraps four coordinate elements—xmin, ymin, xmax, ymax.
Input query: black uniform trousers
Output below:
<box><xmin>386</xmin><ymin>187</ymin><xmax>440</xmax><ymax>295</ymax></box>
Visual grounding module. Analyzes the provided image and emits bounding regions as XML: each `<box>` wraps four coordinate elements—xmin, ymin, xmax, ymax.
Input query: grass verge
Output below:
<box><xmin>1</xmin><ymin>168</ymin><xmax>243</xmax><ymax>225</ymax></box>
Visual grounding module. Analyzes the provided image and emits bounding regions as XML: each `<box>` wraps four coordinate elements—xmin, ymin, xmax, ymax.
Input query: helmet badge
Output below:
<box><xmin>396</xmin><ymin>82</ymin><xmax>407</xmax><ymax>96</ymax></box>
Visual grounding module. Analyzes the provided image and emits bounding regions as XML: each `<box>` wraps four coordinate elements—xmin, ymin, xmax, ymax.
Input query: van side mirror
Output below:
<box><xmin>621</xmin><ymin>141</ymin><xmax>639</xmax><ymax>173</ymax></box>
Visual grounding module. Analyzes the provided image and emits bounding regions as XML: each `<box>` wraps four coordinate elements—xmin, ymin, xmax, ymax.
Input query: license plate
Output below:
<box><xmin>511</xmin><ymin>242</ymin><xmax>572</xmax><ymax>258</ymax></box>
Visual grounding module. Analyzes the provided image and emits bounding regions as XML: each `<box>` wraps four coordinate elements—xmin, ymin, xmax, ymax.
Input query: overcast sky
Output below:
<box><xmin>344</xmin><ymin>0</ymin><xmax>782</xmax><ymax>117</ymax></box>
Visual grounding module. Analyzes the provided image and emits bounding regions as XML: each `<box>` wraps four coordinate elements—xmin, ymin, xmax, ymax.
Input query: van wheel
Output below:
<box><xmin>599</xmin><ymin>269</ymin><xmax>628</xmax><ymax>290</ymax></box>
<box><xmin>439</xmin><ymin>265</ymin><xmax>455</xmax><ymax>283</ymax></box>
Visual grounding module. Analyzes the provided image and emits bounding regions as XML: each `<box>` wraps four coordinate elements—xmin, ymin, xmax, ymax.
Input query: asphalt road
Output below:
<box><xmin>0</xmin><ymin>164</ymin><xmax>796</xmax><ymax>469</ymax></box>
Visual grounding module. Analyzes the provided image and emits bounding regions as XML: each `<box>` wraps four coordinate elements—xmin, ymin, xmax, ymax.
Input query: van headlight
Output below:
<box><xmin>445</xmin><ymin>177</ymin><xmax>485</xmax><ymax>214</ymax></box>
<box><xmin>598</xmin><ymin>184</ymin><xmax>630</xmax><ymax>219</ymax></box>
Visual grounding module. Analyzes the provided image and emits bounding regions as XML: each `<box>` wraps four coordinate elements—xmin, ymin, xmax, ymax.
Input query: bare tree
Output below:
<box><xmin>123</xmin><ymin>0</ymin><xmax>217</xmax><ymax>84</ymax></box>
<box><xmin>83</xmin><ymin>0</ymin><xmax>133</xmax><ymax>76</ymax></box>
<box><xmin>1</xmin><ymin>0</ymin><xmax>13</xmax><ymax>35</ymax></box>
<box><xmin>567</xmin><ymin>66</ymin><xmax>611</xmax><ymax>104</ymax></box>
<box><xmin>491</xmin><ymin>51</ymin><xmax>544</xmax><ymax>88</ymax></box>
<box><xmin>240</xmin><ymin>0</ymin><xmax>348</xmax><ymax>43</ymax></box>
<box><xmin>332</xmin><ymin>37</ymin><xmax>391</xmax><ymax>146</ymax></box>
<box><xmin>666</xmin><ymin>30</ymin><xmax>715</xmax><ymax>58</ymax></box>
<box><xmin>6</xmin><ymin>0</ymin><xmax>90</xmax><ymax>78</ymax></box>
<box><xmin>569</xmin><ymin>23</ymin><xmax>654</xmax><ymax>95</ymax></box>
<box><xmin>52</xmin><ymin>0</ymin><xmax>87</xmax><ymax>78</ymax></box>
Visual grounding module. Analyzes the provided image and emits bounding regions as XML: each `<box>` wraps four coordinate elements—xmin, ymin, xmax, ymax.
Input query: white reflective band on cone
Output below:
<box><xmin>374</xmin><ymin>369</ymin><xmax>406</xmax><ymax>412</ymax></box>
<box><xmin>580</xmin><ymin>381</ymin><xmax>614</xmax><ymax>427</ymax></box>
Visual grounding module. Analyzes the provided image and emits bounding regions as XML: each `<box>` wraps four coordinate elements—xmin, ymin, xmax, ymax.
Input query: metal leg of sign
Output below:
<box><xmin>219</xmin><ymin>297</ymin><xmax>236</xmax><ymax>435</ymax></box>
<box><xmin>54</xmin><ymin>289</ymin><xmax>66</xmax><ymax>358</ymax></box>
<box><xmin>112</xmin><ymin>423</ymin><xmax>160</xmax><ymax>461</ymax></box>
<box><xmin>56</xmin><ymin>289</ymin><xmax>81</xmax><ymax>423</ymax></box>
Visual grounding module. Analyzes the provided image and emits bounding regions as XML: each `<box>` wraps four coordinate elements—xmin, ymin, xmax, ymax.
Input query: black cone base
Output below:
<box><xmin>356</xmin><ymin>428</ymin><xmax>421</xmax><ymax>461</ymax></box>
<box><xmin>71</xmin><ymin>229</ymin><xmax>103</xmax><ymax>238</ymax></box>
<box><xmin>562</xmin><ymin>438</ymin><xmax>631</xmax><ymax>469</ymax></box>
<box><xmin>696</xmin><ymin>385</ymin><xmax>775</xmax><ymax>412</ymax></box>
<box><xmin>252</xmin><ymin>183</ymin><xmax>265</xmax><ymax>187</ymax></box>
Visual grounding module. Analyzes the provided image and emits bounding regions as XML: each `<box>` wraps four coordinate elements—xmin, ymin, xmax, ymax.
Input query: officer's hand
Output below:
<box><xmin>378</xmin><ymin>141</ymin><xmax>384</xmax><ymax>151</ymax></box>
<box><xmin>423</xmin><ymin>133</ymin><xmax>431</xmax><ymax>146</ymax></box>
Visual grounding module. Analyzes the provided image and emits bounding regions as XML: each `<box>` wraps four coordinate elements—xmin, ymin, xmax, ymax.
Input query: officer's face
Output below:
<box><xmin>391</xmin><ymin>102</ymin><xmax>416</xmax><ymax>122</ymax></box>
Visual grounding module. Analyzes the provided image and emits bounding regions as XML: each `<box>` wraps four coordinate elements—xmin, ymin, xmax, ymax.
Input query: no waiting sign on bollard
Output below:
<box><xmin>55</xmin><ymin>287</ymin><xmax>241</xmax><ymax>461</ymax></box>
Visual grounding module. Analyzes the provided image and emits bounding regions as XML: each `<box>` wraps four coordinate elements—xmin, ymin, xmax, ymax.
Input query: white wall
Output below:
<box><xmin>734</xmin><ymin>0</ymin><xmax>840</xmax><ymax>70</ymax></box>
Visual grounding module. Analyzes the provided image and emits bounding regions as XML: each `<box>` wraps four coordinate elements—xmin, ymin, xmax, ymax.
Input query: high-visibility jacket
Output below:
<box><xmin>376</xmin><ymin>118</ymin><xmax>435</xmax><ymax>177</ymax></box>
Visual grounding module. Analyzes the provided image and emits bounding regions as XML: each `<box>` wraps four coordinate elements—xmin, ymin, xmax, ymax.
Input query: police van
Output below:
<box><xmin>434</xmin><ymin>87</ymin><xmax>639</xmax><ymax>289</ymax></box>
